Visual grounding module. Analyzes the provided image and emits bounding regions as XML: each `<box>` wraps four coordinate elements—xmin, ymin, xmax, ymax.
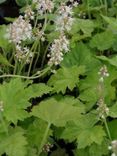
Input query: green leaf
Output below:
<box><xmin>109</xmin><ymin>102</ymin><xmax>117</xmax><ymax>118</ymax></box>
<box><xmin>0</xmin><ymin>25</ymin><xmax>10</xmax><ymax>50</ymax></box>
<box><xmin>25</xmin><ymin>83</ymin><xmax>52</xmax><ymax>98</ymax></box>
<box><xmin>77</xmin><ymin>126</ymin><xmax>106</xmax><ymax>148</ymax></box>
<box><xmin>70</xmin><ymin>19</ymin><xmax>95</xmax><ymax>36</ymax></box>
<box><xmin>90</xmin><ymin>30</ymin><xmax>115</xmax><ymax>51</ymax></box>
<box><xmin>108</xmin><ymin>120</ymin><xmax>117</xmax><ymax>139</ymax></box>
<box><xmin>74</xmin><ymin>148</ymin><xmax>90</xmax><ymax>156</ymax></box>
<box><xmin>79</xmin><ymin>65</ymin><xmax>117</xmax><ymax>109</ymax></box>
<box><xmin>61</xmin><ymin>42</ymin><xmax>100</xmax><ymax>72</ymax></box>
<box><xmin>0</xmin><ymin>53</ymin><xmax>14</xmax><ymax>68</ymax></box>
<box><xmin>0</xmin><ymin>129</ymin><xmax>27</xmax><ymax>156</ymax></box>
<box><xmin>102</xmin><ymin>15</ymin><xmax>117</xmax><ymax>34</ymax></box>
<box><xmin>97</xmin><ymin>55</ymin><xmax>117</xmax><ymax>68</ymax></box>
<box><xmin>0</xmin><ymin>79</ymin><xmax>31</xmax><ymax>123</ymax></box>
<box><xmin>61</xmin><ymin>113</ymin><xmax>105</xmax><ymax>148</ymax></box>
<box><xmin>89</xmin><ymin>141</ymin><xmax>109</xmax><ymax>156</ymax></box>
<box><xmin>26</xmin><ymin>148</ymin><xmax>37</xmax><ymax>156</ymax></box>
<box><xmin>0</xmin><ymin>79</ymin><xmax>52</xmax><ymax>124</ymax></box>
<box><xmin>31</xmin><ymin>97</ymin><xmax>84</xmax><ymax>127</ymax></box>
<box><xmin>74</xmin><ymin>139</ymin><xmax>109</xmax><ymax>156</ymax></box>
<box><xmin>27</xmin><ymin>118</ymin><xmax>51</xmax><ymax>147</ymax></box>
<box><xmin>48</xmin><ymin>66</ymin><xmax>85</xmax><ymax>94</ymax></box>
<box><xmin>79</xmin><ymin>68</ymin><xmax>100</xmax><ymax>111</ymax></box>
<box><xmin>15</xmin><ymin>0</ymin><xmax>32</xmax><ymax>6</ymax></box>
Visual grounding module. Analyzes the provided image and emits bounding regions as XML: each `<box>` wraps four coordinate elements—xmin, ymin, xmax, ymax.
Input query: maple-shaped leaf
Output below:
<box><xmin>48</xmin><ymin>66</ymin><xmax>85</xmax><ymax>94</ymax></box>
<box><xmin>90</xmin><ymin>30</ymin><xmax>115</xmax><ymax>51</ymax></box>
<box><xmin>0</xmin><ymin>79</ymin><xmax>52</xmax><ymax>124</ymax></box>
<box><xmin>0</xmin><ymin>79</ymin><xmax>31</xmax><ymax>123</ymax></box>
<box><xmin>25</xmin><ymin>83</ymin><xmax>52</xmax><ymax>99</ymax></box>
<box><xmin>0</xmin><ymin>128</ymin><xmax>27</xmax><ymax>156</ymax></box>
<box><xmin>74</xmin><ymin>139</ymin><xmax>109</xmax><ymax>156</ymax></box>
<box><xmin>31</xmin><ymin>97</ymin><xmax>84</xmax><ymax>127</ymax></box>
<box><xmin>61</xmin><ymin>113</ymin><xmax>106</xmax><ymax>148</ymax></box>
<box><xmin>61</xmin><ymin>42</ymin><xmax>101</xmax><ymax>72</ymax></box>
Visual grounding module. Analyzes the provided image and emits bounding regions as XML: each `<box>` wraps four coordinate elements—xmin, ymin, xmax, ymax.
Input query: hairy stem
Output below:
<box><xmin>103</xmin><ymin>117</ymin><xmax>112</xmax><ymax>141</ymax></box>
<box><xmin>38</xmin><ymin>123</ymin><xmax>51</xmax><ymax>156</ymax></box>
<box><xmin>0</xmin><ymin>66</ymin><xmax>50</xmax><ymax>80</ymax></box>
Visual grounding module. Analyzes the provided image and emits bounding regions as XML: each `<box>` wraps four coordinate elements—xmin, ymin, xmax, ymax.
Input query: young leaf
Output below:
<box><xmin>48</xmin><ymin>66</ymin><xmax>85</xmax><ymax>94</ymax></box>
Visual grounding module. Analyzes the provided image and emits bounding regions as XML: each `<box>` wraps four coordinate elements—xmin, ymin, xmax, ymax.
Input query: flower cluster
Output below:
<box><xmin>55</xmin><ymin>4</ymin><xmax>74</xmax><ymax>32</ymax></box>
<box><xmin>24</xmin><ymin>5</ymin><xmax>34</xmax><ymax>20</ymax></box>
<box><xmin>42</xmin><ymin>142</ymin><xmax>53</xmax><ymax>153</ymax></box>
<box><xmin>15</xmin><ymin>45</ymin><xmax>33</xmax><ymax>63</ymax></box>
<box><xmin>48</xmin><ymin>2</ymin><xmax>75</xmax><ymax>66</ymax></box>
<box><xmin>98</xmin><ymin>65</ymin><xmax>109</xmax><ymax>82</ymax></box>
<box><xmin>109</xmin><ymin>140</ymin><xmax>117</xmax><ymax>156</ymax></box>
<box><xmin>8</xmin><ymin>15</ymin><xmax>33</xmax><ymax>63</ymax></box>
<box><xmin>33</xmin><ymin>0</ymin><xmax>54</xmax><ymax>15</ymax></box>
<box><xmin>0</xmin><ymin>101</ymin><xmax>4</xmax><ymax>112</ymax></box>
<box><xmin>9</xmin><ymin>15</ymin><xmax>32</xmax><ymax>44</ymax></box>
<box><xmin>97</xmin><ymin>98</ymin><xmax>109</xmax><ymax>119</ymax></box>
<box><xmin>97</xmin><ymin>65</ymin><xmax>109</xmax><ymax>119</ymax></box>
<box><xmin>47</xmin><ymin>34</ymin><xmax>69</xmax><ymax>66</ymax></box>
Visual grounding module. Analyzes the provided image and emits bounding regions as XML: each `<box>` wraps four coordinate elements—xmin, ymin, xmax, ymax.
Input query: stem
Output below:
<box><xmin>38</xmin><ymin>123</ymin><xmax>51</xmax><ymax>156</ymax></box>
<box><xmin>0</xmin><ymin>67</ymin><xmax>50</xmax><ymax>80</ymax></box>
<box><xmin>103</xmin><ymin>117</ymin><xmax>112</xmax><ymax>141</ymax></box>
<box><xmin>13</xmin><ymin>59</ymin><xmax>18</xmax><ymax>74</ymax></box>
<box><xmin>41</xmin><ymin>42</ymin><xmax>51</xmax><ymax>68</ymax></box>
<box><xmin>104</xmin><ymin>0</ymin><xmax>108</xmax><ymax>15</ymax></box>
<box><xmin>87</xmin><ymin>0</ymin><xmax>91</xmax><ymax>19</ymax></box>
<box><xmin>27</xmin><ymin>39</ymin><xmax>39</xmax><ymax>76</ymax></box>
<box><xmin>100</xmin><ymin>0</ymin><xmax>103</xmax><ymax>6</ymax></box>
<box><xmin>33</xmin><ymin>42</ymin><xmax>40</xmax><ymax>70</ymax></box>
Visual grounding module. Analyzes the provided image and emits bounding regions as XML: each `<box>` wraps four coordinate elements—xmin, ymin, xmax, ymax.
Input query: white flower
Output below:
<box><xmin>33</xmin><ymin>0</ymin><xmax>54</xmax><ymax>14</ymax></box>
<box><xmin>55</xmin><ymin>4</ymin><xmax>74</xmax><ymax>32</ymax></box>
<box><xmin>111</xmin><ymin>153</ymin><xmax>116</xmax><ymax>156</ymax></box>
<box><xmin>24</xmin><ymin>5</ymin><xmax>34</xmax><ymax>20</ymax></box>
<box><xmin>0</xmin><ymin>101</ymin><xmax>4</xmax><ymax>112</ymax></box>
<box><xmin>15</xmin><ymin>45</ymin><xmax>33</xmax><ymax>63</ymax></box>
<box><xmin>55</xmin><ymin>15</ymin><xmax>74</xmax><ymax>31</ymax></box>
<box><xmin>58</xmin><ymin>5</ymin><xmax>73</xmax><ymax>16</ymax></box>
<box><xmin>9</xmin><ymin>16</ymin><xmax>32</xmax><ymax>44</ymax></box>
<box><xmin>97</xmin><ymin>98</ymin><xmax>109</xmax><ymax>119</ymax></box>
<box><xmin>48</xmin><ymin>33</ymin><xmax>69</xmax><ymax>66</ymax></box>
<box><xmin>98</xmin><ymin>65</ymin><xmax>109</xmax><ymax>78</ymax></box>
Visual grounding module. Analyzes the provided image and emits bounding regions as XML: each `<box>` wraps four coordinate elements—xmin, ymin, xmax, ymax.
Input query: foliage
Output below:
<box><xmin>0</xmin><ymin>0</ymin><xmax>117</xmax><ymax>155</ymax></box>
